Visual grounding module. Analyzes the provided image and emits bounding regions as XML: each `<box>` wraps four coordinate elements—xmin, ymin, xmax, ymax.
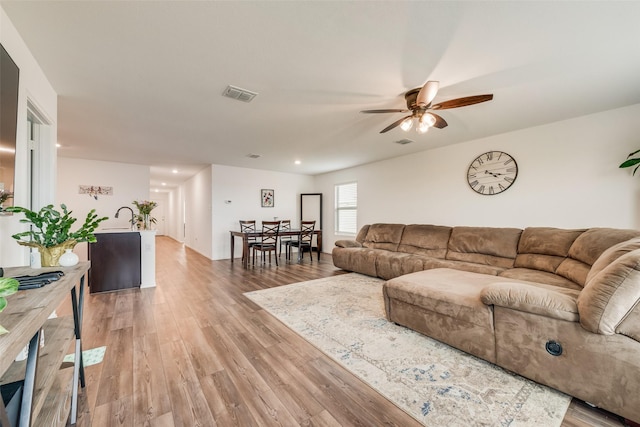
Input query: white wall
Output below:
<box><xmin>182</xmin><ymin>166</ymin><xmax>213</xmax><ymax>258</ymax></box>
<box><xmin>150</xmin><ymin>192</ymin><xmax>169</xmax><ymax>235</ymax></box>
<box><xmin>166</xmin><ymin>186</ymin><xmax>183</xmax><ymax>242</ymax></box>
<box><xmin>211</xmin><ymin>164</ymin><xmax>315</xmax><ymax>260</ymax></box>
<box><xmin>57</xmin><ymin>157</ymin><xmax>150</xmax><ymax>260</ymax></box>
<box><xmin>316</xmin><ymin>103</ymin><xmax>640</xmax><ymax>250</ymax></box>
<box><xmin>0</xmin><ymin>6</ymin><xmax>58</xmax><ymax>267</ymax></box>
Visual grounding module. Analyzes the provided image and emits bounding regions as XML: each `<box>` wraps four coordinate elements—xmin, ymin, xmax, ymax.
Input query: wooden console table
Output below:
<box><xmin>0</xmin><ymin>262</ymin><xmax>89</xmax><ymax>426</ymax></box>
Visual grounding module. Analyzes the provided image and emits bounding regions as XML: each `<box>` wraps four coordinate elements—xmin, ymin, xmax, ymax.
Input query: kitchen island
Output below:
<box><xmin>88</xmin><ymin>229</ymin><xmax>156</xmax><ymax>293</ymax></box>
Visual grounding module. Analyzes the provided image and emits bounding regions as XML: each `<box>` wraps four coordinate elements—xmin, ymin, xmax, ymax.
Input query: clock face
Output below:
<box><xmin>467</xmin><ymin>151</ymin><xmax>518</xmax><ymax>195</ymax></box>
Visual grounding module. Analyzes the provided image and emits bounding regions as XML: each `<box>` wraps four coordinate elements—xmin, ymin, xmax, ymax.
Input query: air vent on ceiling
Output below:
<box><xmin>223</xmin><ymin>85</ymin><xmax>258</xmax><ymax>103</ymax></box>
<box><xmin>246</xmin><ymin>153</ymin><xmax>261</xmax><ymax>159</ymax></box>
<box><xmin>395</xmin><ymin>139</ymin><xmax>414</xmax><ymax>145</ymax></box>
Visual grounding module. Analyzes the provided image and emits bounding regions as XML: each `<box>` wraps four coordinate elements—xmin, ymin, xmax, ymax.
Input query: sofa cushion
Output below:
<box><xmin>513</xmin><ymin>227</ymin><xmax>585</xmax><ymax>274</ymax></box>
<box><xmin>362</xmin><ymin>223</ymin><xmax>405</xmax><ymax>251</ymax></box>
<box><xmin>423</xmin><ymin>257</ymin><xmax>506</xmax><ymax>276</ymax></box>
<box><xmin>334</xmin><ymin>240</ymin><xmax>362</xmax><ymax>248</ymax></box>
<box><xmin>577</xmin><ymin>249</ymin><xmax>640</xmax><ymax>335</ymax></box>
<box><xmin>616</xmin><ymin>305</ymin><xmax>640</xmax><ymax>342</ymax></box>
<box><xmin>499</xmin><ymin>268</ymin><xmax>582</xmax><ymax>290</ymax></box>
<box><xmin>585</xmin><ymin>237</ymin><xmax>640</xmax><ymax>284</ymax></box>
<box><xmin>445</xmin><ymin>226</ymin><xmax>522</xmax><ymax>268</ymax></box>
<box><xmin>397</xmin><ymin>224</ymin><xmax>452</xmax><ymax>258</ymax></box>
<box><xmin>480</xmin><ymin>282</ymin><xmax>580</xmax><ymax>322</ymax></box>
<box><xmin>355</xmin><ymin>224</ymin><xmax>370</xmax><ymax>243</ymax></box>
<box><xmin>556</xmin><ymin>229</ymin><xmax>640</xmax><ymax>287</ymax></box>
<box><xmin>384</xmin><ymin>269</ymin><xmax>500</xmax><ymax>328</ymax></box>
<box><xmin>375</xmin><ymin>251</ymin><xmax>425</xmax><ymax>280</ymax></box>
<box><xmin>332</xmin><ymin>247</ymin><xmax>379</xmax><ymax>277</ymax></box>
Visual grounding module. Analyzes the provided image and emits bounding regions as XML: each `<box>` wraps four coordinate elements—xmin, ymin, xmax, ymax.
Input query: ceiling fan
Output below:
<box><xmin>361</xmin><ymin>81</ymin><xmax>493</xmax><ymax>134</ymax></box>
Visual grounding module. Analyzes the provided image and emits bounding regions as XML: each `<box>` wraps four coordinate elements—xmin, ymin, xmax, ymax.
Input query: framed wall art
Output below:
<box><xmin>261</xmin><ymin>189</ymin><xmax>274</xmax><ymax>207</ymax></box>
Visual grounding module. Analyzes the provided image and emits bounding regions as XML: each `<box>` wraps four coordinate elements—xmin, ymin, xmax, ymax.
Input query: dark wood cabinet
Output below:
<box><xmin>88</xmin><ymin>232</ymin><xmax>141</xmax><ymax>293</ymax></box>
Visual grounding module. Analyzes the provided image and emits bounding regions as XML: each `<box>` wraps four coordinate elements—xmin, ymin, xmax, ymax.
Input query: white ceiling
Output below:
<box><xmin>3</xmin><ymin>1</ymin><xmax>640</xmax><ymax>190</ymax></box>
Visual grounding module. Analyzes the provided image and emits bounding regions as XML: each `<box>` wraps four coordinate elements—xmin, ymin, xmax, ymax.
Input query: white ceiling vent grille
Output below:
<box><xmin>223</xmin><ymin>85</ymin><xmax>258</xmax><ymax>103</ymax></box>
<box><xmin>395</xmin><ymin>139</ymin><xmax>414</xmax><ymax>145</ymax></box>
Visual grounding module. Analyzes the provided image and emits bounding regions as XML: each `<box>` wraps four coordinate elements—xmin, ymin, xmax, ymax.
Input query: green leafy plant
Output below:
<box><xmin>133</xmin><ymin>200</ymin><xmax>157</xmax><ymax>215</ymax></box>
<box><xmin>620</xmin><ymin>149</ymin><xmax>640</xmax><ymax>175</ymax></box>
<box><xmin>134</xmin><ymin>214</ymin><xmax>157</xmax><ymax>226</ymax></box>
<box><xmin>133</xmin><ymin>200</ymin><xmax>157</xmax><ymax>230</ymax></box>
<box><xmin>0</xmin><ymin>277</ymin><xmax>19</xmax><ymax>335</ymax></box>
<box><xmin>4</xmin><ymin>204</ymin><xmax>108</xmax><ymax>248</ymax></box>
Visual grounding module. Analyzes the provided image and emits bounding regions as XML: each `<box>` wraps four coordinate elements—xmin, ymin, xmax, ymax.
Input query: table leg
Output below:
<box><xmin>243</xmin><ymin>236</ymin><xmax>249</xmax><ymax>268</ymax></box>
<box><xmin>317</xmin><ymin>231</ymin><xmax>322</xmax><ymax>261</ymax></box>
<box><xmin>230</xmin><ymin>232</ymin><xmax>235</xmax><ymax>263</ymax></box>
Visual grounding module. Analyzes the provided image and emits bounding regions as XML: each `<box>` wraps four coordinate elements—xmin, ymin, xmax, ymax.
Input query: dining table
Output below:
<box><xmin>230</xmin><ymin>228</ymin><xmax>322</xmax><ymax>268</ymax></box>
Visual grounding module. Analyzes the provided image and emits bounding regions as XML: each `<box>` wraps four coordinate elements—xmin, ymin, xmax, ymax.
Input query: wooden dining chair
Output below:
<box><xmin>278</xmin><ymin>219</ymin><xmax>293</xmax><ymax>257</ymax></box>
<box><xmin>239</xmin><ymin>220</ymin><xmax>259</xmax><ymax>262</ymax></box>
<box><xmin>252</xmin><ymin>221</ymin><xmax>281</xmax><ymax>266</ymax></box>
<box><xmin>287</xmin><ymin>220</ymin><xmax>315</xmax><ymax>262</ymax></box>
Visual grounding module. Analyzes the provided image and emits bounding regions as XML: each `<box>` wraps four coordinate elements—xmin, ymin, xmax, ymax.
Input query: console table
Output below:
<box><xmin>0</xmin><ymin>262</ymin><xmax>89</xmax><ymax>426</ymax></box>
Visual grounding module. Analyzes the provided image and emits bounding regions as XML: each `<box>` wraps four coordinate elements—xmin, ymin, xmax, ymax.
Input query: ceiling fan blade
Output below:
<box><xmin>429</xmin><ymin>113</ymin><xmax>448</xmax><ymax>129</ymax></box>
<box><xmin>380</xmin><ymin>115</ymin><xmax>413</xmax><ymax>133</ymax></box>
<box><xmin>361</xmin><ymin>109</ymin><xmax>408</xmax><ymax>114</ymax></box>
<box><xmin>416</xmin><ymin>81</ymin><xmax>439</xmax><ymax>107</ymax></box>
<box><xmin>431</xmin><ymin>94</ymin><xmax>494</xmax><ymax>110</ymax></box>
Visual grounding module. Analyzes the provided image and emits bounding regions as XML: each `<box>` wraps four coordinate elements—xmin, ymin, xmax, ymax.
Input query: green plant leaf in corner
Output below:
<box><xmin>620</xmin><ymin>150</ymin><xmax>640</xmax><ymax>175</ymax></box>
<box><xmin>0</xmin><ymin>277</ymin><xmax>19</xmax><ymax>335</ymax></box>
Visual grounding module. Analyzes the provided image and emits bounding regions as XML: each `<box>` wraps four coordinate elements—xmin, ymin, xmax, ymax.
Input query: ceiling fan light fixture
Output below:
<box><xmin>420</xmin><ymin>113</ymin><xmax>436</xmax><ymax>127</ymax></box>
<box><xmin>400</xmin><ymin>117</ymin><xmax>414</xmax><ymax>131</ymax></box>
<box><xmin>417</xmin><ymin>121</ymin><xmax>430</xmax><ymax>134</ymax></box>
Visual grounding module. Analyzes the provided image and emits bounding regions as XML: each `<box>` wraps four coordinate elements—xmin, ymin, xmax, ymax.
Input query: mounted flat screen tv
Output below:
<box><xmin>0</xmin><ymin>43</ymin><xmax>19</xmax><ymax>209</ymax></box>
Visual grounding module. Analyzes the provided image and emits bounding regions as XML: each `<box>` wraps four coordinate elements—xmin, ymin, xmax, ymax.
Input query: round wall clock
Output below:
<box><xmin>467</xmin><ymin>151</ymin><xmax>518</xmax><ymax>195</ymax></box>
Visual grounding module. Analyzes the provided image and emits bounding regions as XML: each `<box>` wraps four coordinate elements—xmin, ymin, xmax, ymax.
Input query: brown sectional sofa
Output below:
<box><xmin>332</xmin><ymin>223</ymin><xmax>640</xmax><ymax>423</ymax></box>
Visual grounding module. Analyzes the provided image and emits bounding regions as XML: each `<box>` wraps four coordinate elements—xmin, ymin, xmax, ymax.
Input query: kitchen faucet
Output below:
<box><xmin>115</xmin><ymin>206</ymin><xmax>135</xmax><ymax>230</ymax></box>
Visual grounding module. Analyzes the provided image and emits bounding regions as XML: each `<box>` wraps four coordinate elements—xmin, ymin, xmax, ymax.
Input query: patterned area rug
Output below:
<box><xmin>64</xmin><ymin>346</ymin><xmax>107</xmax><ymax>367</ymax></box>
<box><xmin>244</xmin><ymin>273</ymin><xmax>571</xmax><ymax>427</ymax></box>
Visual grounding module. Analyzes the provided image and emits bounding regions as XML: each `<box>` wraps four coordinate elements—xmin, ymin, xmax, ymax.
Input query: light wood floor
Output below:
<box><xmin>57</xmin><ymin>236</ymin><xmax>628</xmax><ymax>426</ymax></box>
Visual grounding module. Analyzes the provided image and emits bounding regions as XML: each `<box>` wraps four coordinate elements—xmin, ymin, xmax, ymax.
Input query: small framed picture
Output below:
<box><xmin>261</xmin><ymin>189</ymin><xmax>274</xmax><ymax>207</ymax></box>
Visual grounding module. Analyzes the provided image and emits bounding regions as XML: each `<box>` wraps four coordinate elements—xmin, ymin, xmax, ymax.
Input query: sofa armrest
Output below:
<box><xmin>480</xmin><ymin>282</ymin><xmax>579</xmax><ymax>322</ymax></box>
<box><xmin>335</xmin><ymin>240</ymin><xmax>363</xmax><ymax>248</ymax></box>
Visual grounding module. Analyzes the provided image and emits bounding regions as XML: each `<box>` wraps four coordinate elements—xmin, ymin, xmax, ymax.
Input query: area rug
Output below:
<box><xmin>244</xmin><ymin>273</ymin><xmax>571</xmax><ymax>427</ymax></box>
<box><xmin>64</xmin><ymin>346</ymin><xmax>107</xmax><ymax>367</ymax></box>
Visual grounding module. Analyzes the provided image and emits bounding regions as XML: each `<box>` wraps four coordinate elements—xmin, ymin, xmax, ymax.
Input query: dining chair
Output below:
<box><xmin>252</xmin><ymin>221</ymin><xmax>281</xmax><ymax>266</ymax></box>
<box><xmin>278</xmin><ymin>219</ymin><xmax>293</xmax><ymax>257</ymax></box>
<box><xmin>239</xmin><ymin>220</ymin><xmax>259</xmax><ymax>262</ymax></box>
<box><xmin>287</xmin><ymin>220</ymin><xmax>315</xmax><ymax>262</ymax></box>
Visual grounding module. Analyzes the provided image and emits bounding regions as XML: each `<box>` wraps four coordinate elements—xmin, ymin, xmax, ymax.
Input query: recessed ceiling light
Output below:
<box><xmin>154</xmin><ymin>189</ymin><xmax>159</xmax><ymax>193</ymax></box>
<box><xmin>56</xmin><ymin>143</ymin><xmax>62</xmax><ymax>148</ymax></box>
<box><xmin>294</xmin><ymin>160</ymin><xmax>301</xmax><ymax>165</ymax></box>
<box><xmin>161</xmin><ymin>182</ymin><xmax>166</xmax><ymax>186</ymax></box>
<box><xmin>172</xmin><ymin>169</ymin><xmax>178</xmax><ymax>174</ymax></box>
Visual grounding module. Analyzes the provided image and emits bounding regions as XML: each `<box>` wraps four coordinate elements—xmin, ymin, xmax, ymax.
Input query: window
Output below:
<box><xmin>335</xmin><ymin>182</ymin><xmax>357</xmax><ymax>235</ymax></box>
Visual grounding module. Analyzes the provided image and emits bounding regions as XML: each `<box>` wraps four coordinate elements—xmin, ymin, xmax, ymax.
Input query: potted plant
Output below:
<box><xmin>133</xmin><ymin>200</ymin><xmax>157</xmax><ymax>230</ymax></box>
<box><xmin>620</xmin><ymin>149</ymin><xmax>640</xmax><ymax>175</ymax></box>
<box><xmin>0</xmin><ymin>277</ymin><xmax>19</xmax><ymax>335</ymax></box>
<box><xmin>4</xmin><ymin>204</ymin><xmax>108</xmax><ymax>267</ymax></box>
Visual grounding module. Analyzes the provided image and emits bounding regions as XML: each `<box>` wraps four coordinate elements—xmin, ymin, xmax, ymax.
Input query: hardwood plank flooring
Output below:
<box><xmin>57</xmin><ymin>236</ymin><xmax>629</xmax><ymax>426</ymax></box>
